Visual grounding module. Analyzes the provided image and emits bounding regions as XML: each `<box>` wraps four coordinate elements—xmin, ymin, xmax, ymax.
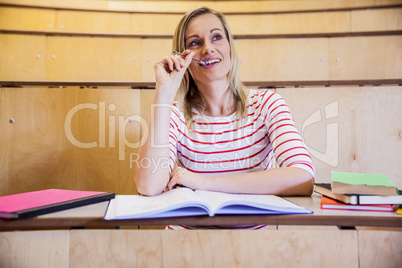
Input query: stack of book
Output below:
<box><xmin>315</xmin><ymin>171</ymin><xmax>401</xmax><ymax>212</ymax></box>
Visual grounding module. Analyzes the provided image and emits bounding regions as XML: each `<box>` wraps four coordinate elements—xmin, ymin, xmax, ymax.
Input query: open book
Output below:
<box><xmin>104</xmin><ymin>187</ymin><xmax>312</xmax><ymax>220</ymax></box>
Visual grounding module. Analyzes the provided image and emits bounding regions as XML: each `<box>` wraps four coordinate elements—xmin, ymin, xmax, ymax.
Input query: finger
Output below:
<box><xmin>154</xmin><ymin>58</ymin><xmax>170</xmax><ymax>74</ymax></box>
<box><xmin>159</xmin><ymin>57</ymin><xmax>182</xmax><ymax>75</ymax></box>
<box><xmin>172</xmin><ymin>55</ymin><xmax>186</xmax><ymax>71</ymax></box>
<box><xmin>168</xmin><ymin>167</ymin><xmax>185</xmax><ymax>190</ymax></box>
<box><xmin>181</xmin><ymin>50</ymin><xmax>192</xmax><ymax>57</ymax></box>
<box><xmin>174</xmin><ymin>51</ymin><xmax>193</xmax><ymax>68</ymax></box>
<box><xmin>164</xmin><ymin>56</ymin><xmax>175</xmax><ymax>72</ymax></box>
<box><xmin>161</xmin><ymin>56</ymin><xmax>180</xmax><ymax>72</ymax></box>
<box><xmin>167</xmin><ymin>170</ymin><xmax>176</xmax><ymax>191</ymax></box>
<box><xmin>183</xmin><ymin>52</ymin><xmax>195</xmax><ymax>67</ymax></box>
<box><xmin>170</xmin><ymin>167</ymin><xmax>181</xmax><ymax>179</ymax></box>
<box><xmin>179</xmin><ymin>50</ymin><xmax>190</xmax><ymax>67</ymax></box>
<box><xmin>167</xmin><ymin>176</ymin><xmax>177</xmax><ymax>191</ymax></box>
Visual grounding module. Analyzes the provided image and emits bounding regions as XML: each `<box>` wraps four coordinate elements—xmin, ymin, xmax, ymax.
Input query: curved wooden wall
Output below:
<box><xmin>0</xmin><ymin>1</ymin><xmax>401</xmax><ymax>196</ymax></box>
<box><xmin>1</xmin><ymin>0</ymin><xmax>401</xmax><ymax>13</ymax></box>
<box><xmin>1</xmin><ymin>5</ymin><xmax>401</xmax><ymax>81</ymax></box>
<box><xmin>2</xmin><ymin>5</ymin><xmax>402</xmax><ymax>34</ymax></box>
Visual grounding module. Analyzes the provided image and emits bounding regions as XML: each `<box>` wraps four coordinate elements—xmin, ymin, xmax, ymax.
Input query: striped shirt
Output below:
<box><xmin>167</xmin><ymin>89</ymin><xmax>314</xmax><ymax>230</ymax></box>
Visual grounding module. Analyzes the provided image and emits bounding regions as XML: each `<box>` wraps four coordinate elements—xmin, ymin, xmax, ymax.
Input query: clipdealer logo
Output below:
<box><xmin>64</xmin><ymin>101</ymin><xmax>339</xmax><ymax>168</ymax></box>
<box><xmin>64</xmin><ymin>102</ymin><xmax>148</xmax><ymax>160</ymax></box>
<box><xmin>301</xmin><ymin>100</ymin><xmax>339</xmax><ymax>167</ymax></box>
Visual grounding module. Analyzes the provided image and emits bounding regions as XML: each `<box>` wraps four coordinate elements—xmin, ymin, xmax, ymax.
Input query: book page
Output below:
<box><xmin>104</xmin><ymin>187</ymin><xmax>210</xmax><ymax>220</ymax></box>
<box><xmin>194</xmin><ymin>190</ymin><xmax>311</xmax><ymax>215</ymax></box>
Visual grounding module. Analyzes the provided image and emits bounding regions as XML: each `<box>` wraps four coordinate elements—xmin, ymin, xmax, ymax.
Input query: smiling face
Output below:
<box><xmin>184</xmin><ymin>13</ymin><xmax>231</xmax><ymax>85</ymax></box>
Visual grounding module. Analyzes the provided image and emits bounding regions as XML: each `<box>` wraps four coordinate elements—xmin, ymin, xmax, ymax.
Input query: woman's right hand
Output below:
<box><xmin>154</xmin><ymin>50</ymin><xmax>194</xmax><ymax>103</ymax></box>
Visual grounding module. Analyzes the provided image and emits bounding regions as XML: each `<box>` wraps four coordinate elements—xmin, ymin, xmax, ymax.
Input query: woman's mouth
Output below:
<box><xmin>201</xmin><ymin>58</ymin><xmax>221</xmax><ymax>66</ymax></box>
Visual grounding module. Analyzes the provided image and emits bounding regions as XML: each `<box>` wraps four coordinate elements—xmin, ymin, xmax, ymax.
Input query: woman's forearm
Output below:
<box><xmin>135</xmin><ymin>53</ymin><xmax>193</xmax><ymax>196</ymax></box>
<box><xmin>201</xmin><ymin>167</ymin><xmax>314</xmax><ymax>196</ymax></box>
<box><xmin>134</xmin><ymin>95</ymin><xmax>174</xmax><ymax>196</ymax></box>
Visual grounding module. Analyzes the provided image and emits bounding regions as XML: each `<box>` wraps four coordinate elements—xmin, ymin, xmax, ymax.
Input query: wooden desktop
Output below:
<box><xmin>0</xmin><ymin>193</ymin><xmax>400</xmax><ymax>230</ymax></box>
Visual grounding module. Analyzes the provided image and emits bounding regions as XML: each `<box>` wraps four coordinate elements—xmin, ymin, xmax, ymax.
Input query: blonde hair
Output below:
<box><xmin>172</xmin><ymin>7</ymin><xmax>247</xmax><ymax>128</ymax></box>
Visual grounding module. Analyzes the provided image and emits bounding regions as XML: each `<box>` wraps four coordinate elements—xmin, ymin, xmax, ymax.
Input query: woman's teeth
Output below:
<box><xmin>203</xmin><ymin>59</ymin><xmax>221</xmax><ymax>66</ymax></box>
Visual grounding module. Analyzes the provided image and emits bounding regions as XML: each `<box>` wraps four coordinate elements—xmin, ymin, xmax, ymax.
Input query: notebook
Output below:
<box><xmin>0</xmin><ymin>189</ymin><xmax>115</xmax><ymax>219</ymax></box>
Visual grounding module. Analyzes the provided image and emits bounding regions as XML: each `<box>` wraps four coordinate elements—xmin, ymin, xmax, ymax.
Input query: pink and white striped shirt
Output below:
<box><xmin>167</xmin><ymin>89</ymin><xmax>314</xmax><ymax>230</ymax></box>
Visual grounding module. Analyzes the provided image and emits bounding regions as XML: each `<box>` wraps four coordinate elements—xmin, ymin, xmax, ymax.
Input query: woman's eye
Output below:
<box><xmin>188</xmin><ymin>40</ymin><xmax>200</xmax><ymax>47</ymax></box>
<box><xmin>213</xmin><ymin>34</ymin><xmax>223</xmax><ymax>41</ymax></box>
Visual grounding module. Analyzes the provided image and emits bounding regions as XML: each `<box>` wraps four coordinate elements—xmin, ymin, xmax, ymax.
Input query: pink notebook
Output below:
<box><xmin>0</xmin><ymin>189</ymin><xmax>115</xmax><ymax>219</ymax></box>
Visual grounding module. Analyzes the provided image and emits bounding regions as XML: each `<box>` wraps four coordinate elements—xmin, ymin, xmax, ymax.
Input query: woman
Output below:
<box><xmin>135</xmin><ymin>7</ymin><xmax>314</xmax><ymax>229</ymax></box>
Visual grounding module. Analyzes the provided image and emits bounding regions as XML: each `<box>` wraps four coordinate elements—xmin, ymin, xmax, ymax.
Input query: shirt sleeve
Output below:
<box><xmin>261</xmin><ymin>91</ymin><xmax>315</xmax><ymax>177</ymax></box>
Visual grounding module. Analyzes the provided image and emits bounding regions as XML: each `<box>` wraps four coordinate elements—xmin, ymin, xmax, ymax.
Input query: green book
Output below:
<box><xmin>331</xmin><ymin>171</ymin><xmax>398</xmax><ymax>196</ymax></box>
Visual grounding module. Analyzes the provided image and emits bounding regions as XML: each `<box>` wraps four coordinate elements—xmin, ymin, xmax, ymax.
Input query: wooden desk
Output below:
<box><xmin>1</xmin><ymin>194</ymin><xmax>401</xmax><ymax>268</ymax></box>
<box><xmin>0</xmin><ymin>193</ymin><xmax>400</xmax><ymax>230</ymax></box>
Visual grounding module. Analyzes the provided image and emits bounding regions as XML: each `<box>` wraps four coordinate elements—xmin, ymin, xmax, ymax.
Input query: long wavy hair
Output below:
<box><xmin>172</xmin><ymin>7</ymin><xmax>247</xmax><ymax>128</ymax></box>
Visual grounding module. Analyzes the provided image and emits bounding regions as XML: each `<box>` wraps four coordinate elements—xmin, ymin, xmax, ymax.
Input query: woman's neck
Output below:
<box><xmin>197</xmin><ymin>79</ymin><xmax>235</xmax><ymax>117</ymax></box>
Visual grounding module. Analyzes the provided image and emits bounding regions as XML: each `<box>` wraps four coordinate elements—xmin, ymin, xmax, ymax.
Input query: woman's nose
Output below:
<box><xmin>201</xmin><ymin>41</ymin><xmax>214</xmax><ymax>55</ymax></box>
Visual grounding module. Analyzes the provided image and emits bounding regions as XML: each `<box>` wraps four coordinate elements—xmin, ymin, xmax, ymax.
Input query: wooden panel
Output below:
<box><xmin>46</xmin><ymin>36</ymin><xmax>142</xmax><ymax>81</ymax></box>
<box><xmin>2</xmin><ymin>6</ymin><xmax>397</xmax><ymax>36</ymax></box>
<box><xmin>358</xmin><ymin>229</ymin><xmax>402</xmax><ymax>267</ymax></box>
<box><xmin>235</xmin><ymin>38</ymin><xmax>329</xmax><ymax>81</ymax></box>
<box><xmin>110</xmin><ymin>0</ymin><xmax>402</xmax><ymax>13</ymax></box>
<box><xmin>0</xmin><ymin>6</ymin><xmax>55</xmax><ymax>31</ymax></box>
<box><xmin>237</xmin><ymin>36</ymin><xmax>401</xmax><ymax>81</ymax></box>
<box><xmin>227</xmin><ymin>11</ymin><xmax>350</xmax><ymax>35</ymax></box>
<box><xmin>329</xmin><ymin>36</ymin><xmax>402</xmax><ymax>80</ymax></box>
<box><xmin>141</xmin><ymin>38</ymin><xmax>173</xmax><ymax>81</ymax></box>
<box><xmin>70</xmin><ymin>229</ymin><xmax>358</xmax><ymax>267</ymax></box>
<box><xmin>276</xmin><ymin>86</ymin><xmax>402</xmax><ymax>189</ymax></box>
<box><xmin>0</xmin><ymin>87</ymin><xmax>141</xmax><ymax>196</ymax></box>
<box><xmin>0</xmin><ymin>33</ymin><xmax>46</xmax><ymax>80</ymax></box>
<box><xmin>2</xmin><ymin>0</ymin><xmax>401</xmax><ymax>13</ymax></box>
<box><xmin>6</xmin><ymin>0</ymin><xmax>110</xmax><ymax>11</ymax></box>
<box><xmin>273</xmin><ymin>11</ymin><xmax>350</xmax><ymax>34</ymax></box>
<box><xmin>0</xmin><ymin>230</ymin><xmax>69</xmax><ymax>268</ymax></box>
<box><xmin>55</xmin><ymin>10</ymin><xmax>131</xmax><ymax>32</ymax></box>
<box><xmin>57</xmin><ymin>11</ymin><xmax>180</xmax><ymax>34</ymax></box>
<box><xmin>140</xmin><ymin>89</ymin><xmax>155</xmax><ymax>131</ymax></box>
<box><xmin>351</xmin><ymin>8</ymin><xmax>402</xmax><ymax>32</ymax></box>
<box><xmin>227</xmin><ymin>14</ymin><xmax>275</xmax><ymax>35</ymax></box>
<box><xmin>131</xmin><ymin>13</ymin><xmax>182</xmax><ymax>34</ymax></box>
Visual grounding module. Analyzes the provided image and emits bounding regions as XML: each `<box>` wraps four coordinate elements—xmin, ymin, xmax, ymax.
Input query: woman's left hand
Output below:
<box><xmin>167</xmin><ymin>167</ymin><xmax>206</xmax><ymax>191</ymax></box>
